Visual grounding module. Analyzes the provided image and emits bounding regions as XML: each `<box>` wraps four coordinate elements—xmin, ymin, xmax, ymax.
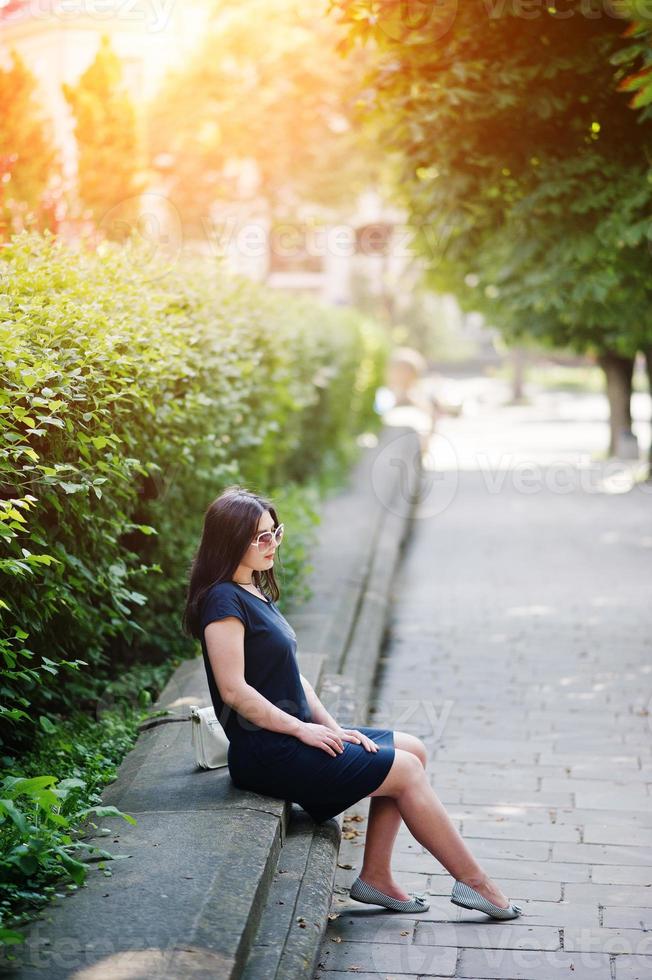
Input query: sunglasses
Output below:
<box><xmin>250</xmin><ymin>523</ymin><xmax>284</xmax><ymax>553</ymax></box>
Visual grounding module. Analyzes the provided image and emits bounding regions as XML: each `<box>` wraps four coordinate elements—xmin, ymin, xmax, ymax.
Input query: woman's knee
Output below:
<box><xmin>394</xmin><ymin>731</ymin><xmax>428</xmax><ymax>768</ymax></box>
<box><xmin>368</xmin><ymin>747</ymin><xmax>425</xmax><ymax>800</ymax></box>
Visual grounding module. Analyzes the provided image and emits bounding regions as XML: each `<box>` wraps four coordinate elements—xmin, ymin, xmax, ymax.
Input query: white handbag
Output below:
<box><xmin>190</xmin><ymin>704</ymin><xmax>230</xmax><ymax>769</ymax></box>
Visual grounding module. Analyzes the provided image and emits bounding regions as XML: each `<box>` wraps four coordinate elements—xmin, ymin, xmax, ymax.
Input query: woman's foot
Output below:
<box><xmin>356</xmin><ymin>872</ymin><xmax>411</xmax><ymax>903</ymax></box>
<box><xmin>457</xmin><ymin>872</ymin><xmax>510</xmax><ymax>909</ymax></box>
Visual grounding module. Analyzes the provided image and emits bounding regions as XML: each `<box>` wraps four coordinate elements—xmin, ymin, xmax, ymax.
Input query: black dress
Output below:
<box><xmin>199</xmin><ymin>580</ymin><xmax>395</xmax><ymax>824</ymax></box>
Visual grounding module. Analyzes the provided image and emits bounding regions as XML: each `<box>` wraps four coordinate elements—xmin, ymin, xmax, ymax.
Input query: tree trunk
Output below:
<box><xmin>596</xmin><ymin>350</ymin><xmax>638</xmax><ymax>459</ymax></box>
<box><xmin>643</xmin><ymin>345</ymin><xmax>652</xmax><ymax>479</ymax></box>
<box><xmin>510</xmin><ymin>346</ymin><xmax>526</xmax><ymax>403</ymax></box>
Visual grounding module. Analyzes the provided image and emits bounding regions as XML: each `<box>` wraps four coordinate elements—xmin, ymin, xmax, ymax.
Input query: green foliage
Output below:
<box><xmin>0</xmin><ymin>50</ymin><xmax>60</xmax><ymax>238</ymax></box>
<box><xmin>328</xmin><ymin>1</ymin><xmax>652</xmax><ymax>359</ymax></box>
<box><xmin>613</xmin><ymin>4</ymin><xmax>652</xmax><ymax>117</ymax></box>
<box><xmin>63</xmin><ymin>35</ymin><xmax>143</xmax><ymax>225</ymax></box>
<box><xmin>471</xmin><ymin>153</ymin><xmax>652</xmax><ymax>356</ymax></box>
<box><xmin>0</xmin><ymin>704</ymin><xmax>145</xmax><ymax>943</ymax></box>
<box><xmin>0</xmin><ymin>231</ymin><xmax>387</xmax><ymax>756</ymax></box>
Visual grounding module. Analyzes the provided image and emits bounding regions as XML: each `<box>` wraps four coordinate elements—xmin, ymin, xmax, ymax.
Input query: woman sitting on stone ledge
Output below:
<box><xmin>181</xmin><ymin>485</ymin><xmax>522</xmax><ymax>919</ymax></box>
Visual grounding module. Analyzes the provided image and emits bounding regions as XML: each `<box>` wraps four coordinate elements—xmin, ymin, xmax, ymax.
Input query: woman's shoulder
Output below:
<box><xmin>200</xmin><ymin>580</ymin><xmax>246</xmax><ymax>623</ymax></box>
<box><xmin>199</xmin><ymin>582</ymin><xmax>250</xmax><ymax>630</ymax></box>
<box><xmin>204</xmin><ymin>579</ymin><xmax>275</xmax><ymax>611</ymax></box>
<box><xmin>208</xmin><ymin>579</ymin><xmax>239</xmax><ymax>594</ymax></box>
<box><xmin>202</xmin><ymin>580</ymin><xmax>239</xmax><ymax>605</ymax></box>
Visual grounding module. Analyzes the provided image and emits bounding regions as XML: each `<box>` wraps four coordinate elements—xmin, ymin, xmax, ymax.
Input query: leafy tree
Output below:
<box><xmin>329</xmin><ymin>0</ymin><xmax>652</xmax><ymax>460</ymax></box>
<box><xmin>0</xmin><ymin>50</ymin><xmax>59</xmax><ymax>238</ymax></box>
<box><xmin>63</xmin><ymin>35</ymin><xmax>143</xmax><ymax>228</ymax></box>
<box><xmin>472</xmin><ymin>152</ymin><xmax>652</xmax><ymax>455</ymax></box>
<box><xmin>147</xmin><ymin>0</ymin><xmax>386</xmax><ymax>236</ymax></box>
<box><xmin>614</xmin><ymin>2</ymin><xmax>652</xmax><ymax>117</ymax></box>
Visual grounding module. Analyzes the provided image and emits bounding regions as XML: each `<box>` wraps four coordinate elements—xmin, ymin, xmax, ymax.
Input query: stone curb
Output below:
<box><xmin>242</xmin><ymin>425</ymin><xmax>423</xmax><ymax>980</ymax></box>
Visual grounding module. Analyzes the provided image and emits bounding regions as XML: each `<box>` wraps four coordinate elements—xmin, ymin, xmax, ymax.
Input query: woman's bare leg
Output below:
<box><xmin>369</xmin><ymin>750</ymin><xmax>511</xmax><ymax>908</ymax></box>
<box><xmin>359</xmin><ymin>734</ymin><xmax>427</xmax><ymax>901</ymax></box>
<box><xmin>359</xmin><ymin>796</ymin><xmax>408</xmax><ymax>899</ymax></box>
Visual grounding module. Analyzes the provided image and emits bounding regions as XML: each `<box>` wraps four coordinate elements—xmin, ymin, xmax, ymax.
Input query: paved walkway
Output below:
<box><xmin>314</xmin><ymin>383</ymin><xmax>652</xmax><ymax>980</ymax></box>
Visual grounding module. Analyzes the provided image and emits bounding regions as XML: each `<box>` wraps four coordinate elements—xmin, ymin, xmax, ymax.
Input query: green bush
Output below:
<box><xmin>0</xmin><ymin>231</ymin><xmax>387</xmax><ymax>939</ymax></box>
<box><xmin>0</xmin><ymin>230</ymin><xmax>388</xmax><ymax>748</ymax></box>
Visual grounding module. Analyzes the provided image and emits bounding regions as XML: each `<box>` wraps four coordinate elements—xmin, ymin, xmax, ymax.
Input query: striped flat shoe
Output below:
<box><xmin>450</xmin><ymin>879</ymin><xmax>522</xmax><ymax>919</ymax></box>
<box><xmin>349</xmin><ymin>876</ymin><xmax>430</xmax><ymax>913</ymax></box>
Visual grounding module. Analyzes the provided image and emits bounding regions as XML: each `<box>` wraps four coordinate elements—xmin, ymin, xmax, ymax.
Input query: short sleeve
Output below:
<box><xmin>200</xmin><ymin>584</ymin><xmax>247</xmax><ymax>632</ymax></box>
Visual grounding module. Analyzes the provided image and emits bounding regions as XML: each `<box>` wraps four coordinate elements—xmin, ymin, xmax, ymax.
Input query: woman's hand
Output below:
<box><xmin>297</xmin><ymin>722</ymin><xmax>345</xmax><ymax>756</ymax></box>
<box><xmin>333</xmin><ymin>726</ymin><xmax>379</xmax><ymax>753</ymax></box>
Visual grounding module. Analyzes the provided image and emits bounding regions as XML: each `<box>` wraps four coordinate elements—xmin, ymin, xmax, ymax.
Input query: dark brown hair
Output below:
<box><xmin>182</xmin><ymin>484</ymin><xmax>282</xmax><ymax>639</ymax></box>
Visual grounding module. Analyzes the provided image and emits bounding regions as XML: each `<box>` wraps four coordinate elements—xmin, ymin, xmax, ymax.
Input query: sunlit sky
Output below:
<box><xmin>0</xmin><ymin>0</ymin><xmax>210</xmax><ymax>94</ymax></box>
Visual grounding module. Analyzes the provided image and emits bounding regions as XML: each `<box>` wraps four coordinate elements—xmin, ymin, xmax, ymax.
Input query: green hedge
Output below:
<box><xmin>0</xmin><ymin>231</ymin><xmax>388</xmax><ymax>752</ymax></box>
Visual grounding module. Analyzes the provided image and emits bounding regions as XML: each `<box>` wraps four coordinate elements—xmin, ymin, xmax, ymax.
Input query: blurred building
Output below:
<box><xmin>0</xmin><ymin>0</ymin><xmax>206</xmax><ymax>180</ymax></box>
<box><xmin>204</xmin><ymin>185</ymin><xmax>411</xmax><ymax>308</ymax></box>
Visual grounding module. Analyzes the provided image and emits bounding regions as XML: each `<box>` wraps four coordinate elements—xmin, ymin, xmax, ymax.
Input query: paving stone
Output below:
<box><xmin>563</xmin><ymin>926</ymin><xmax>652</xmax><ymax>955</ymax></box>
<box><xmin>603</xmin><ymin>907</ymin><xmax>652</xmax><ymax>930</ymax></box>
<box><xmin>315</xmin><ymin>973</ymin><xmax>421</xmax><ymax>980</ymax></box>
<box><xmin>468</xmin><ymin>857</ymin><xmax>591</xmax><ymax>883</ymax></box>
<box><xmin>508</xmin><ymin>900</ymin><xmax>598</xmax><ymax>928</ymax></box>
<box><xmin>591</xmin><ymin>865</ymin><xmax>652</xmax><ymax>886</ymax></box>
<box><xmin>441</xmin><ymin>838</ymin><xmax>552</xmax><ymax>862</ymax></box>
<box><xmin>568</xmin><ymin>764</ymin><xmax>647</xmax><ymax>780</ymax></box>
<box><xmin>537</xmin><ymin>754</ymin><xmax>640</xmax><ymax>768</ymax></box>
<box><xmin>542</xmin><ymin>777</ymin><xmax>649</xmax><ymax>794</ymax></box>
<box><xmin>544</xmin><ymin>739</ymin><xmax>634</xmax><ymax>754</ymax></box>
<box><xmin>327</xmin><ymin>916</ymin><xmax>417</xmax><ymax>944</ymax></box>
<box><xmin>313</xmin><ymin>400</ymin><xmax>651</xmax><ymax>980</ymax></box>
<box><xmin>460</xmin><ymin>819</ymin><xmax>580</xmax><ymax>843</ymax></box>
<box><xmin>583</xmin><ymin>824</ymin><xmax>652</xmax><ymax>847</ymax></box>
<box><xmin>442</xmin><ymin>804</ymin><xmax>559</xmax><ymax>825</ymax></box>
<box><xmin>564</xmin><ymin>883</ymin><xmax>652</xmax><ymax>906</ymax></box>
<box><xmin>613</xmin><ymin>953</ymin><xmax>652</xmax><ymax>978</ymax></box>
<box><xmin>575</xmin><ymin>789</ymin><xmax>650</xmax><ymax>810</ymax></box>
<box><xmin>462</xmin><ymin>788</ymin><xmax>575</xmax><ymax>807</ymax></box>
<box><xmin>552</xmin><ymin>842</ymin><xmax>652</xmax><ymax>865</ymax></box>
<box><xmin>413</xmin><ymin>920</ymin><xmax>561</xmax><ymax>951</ymax></box>
<box><xmin>316</xmin><ymin>939</ymin><xmax>458</xmax><ymax>976</ymax></box>
<box><xmin>393</xmin><ymin>837</ymin><xmax>550</xmax><ymax>872</ymax></box>
<box><xmin>457</xmin><ymin>946</ymin><xmax>613</xmax><ymax>979</ymax></box>
<box><xmin>560</xmin><ymin>808</ymin><xmax>652</xmax><ymax>828</ymax></box>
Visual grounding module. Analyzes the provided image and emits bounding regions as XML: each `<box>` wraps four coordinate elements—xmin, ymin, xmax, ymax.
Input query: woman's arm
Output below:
<box><xmin>299</xmin><ymin>672</ymin><xmax>339</xmax><ymax>730</ymax></box>
<box><xmin>299</xmin><ymin>673</ymin><xmax>379</xmax><ymax>753</ymax></box>
<box><xmin>206</xmin><ymin>618</ymin><xmax>305</xmax><ymax>737</ymax></box>
<box><xmin>205</xmin><ymin>619</ymin><xmax>343</xmax><ymax>753</ymax></box>
<box><xmin>229</xmin><ymin>681</ymin><xmax>306</xmax><ymax>736</ymax></box>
